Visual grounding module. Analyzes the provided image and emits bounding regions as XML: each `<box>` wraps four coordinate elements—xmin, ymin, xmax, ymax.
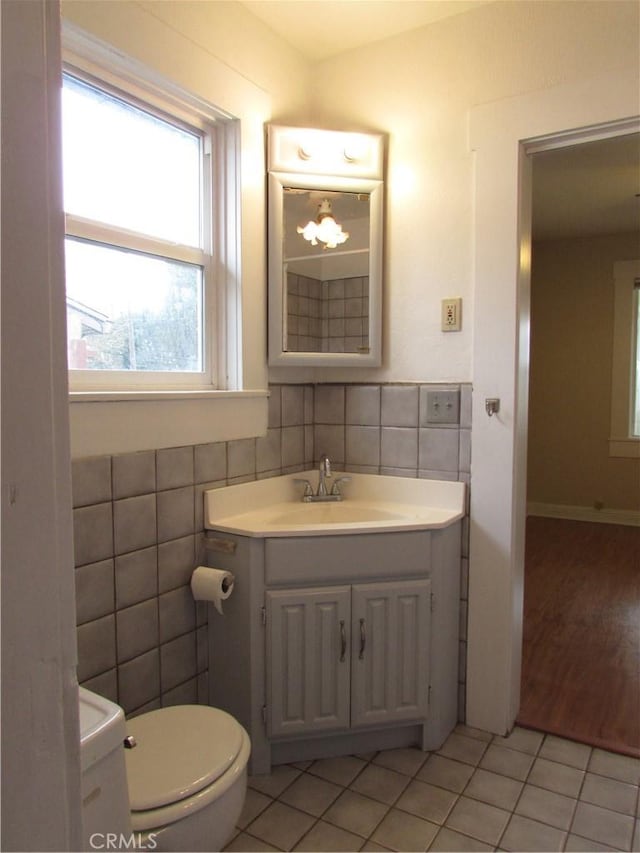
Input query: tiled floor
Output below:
<box><xmin>225</xmin><ymin>725</ymin><xmax>640</xmax><ymax>852</ymax></box>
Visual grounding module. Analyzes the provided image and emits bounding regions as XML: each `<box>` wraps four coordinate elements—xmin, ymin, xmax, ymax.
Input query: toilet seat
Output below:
<box><xmin>125</xmin><ymin>705</ymin><xmax>250</xmax><ymax>832</ymax></box>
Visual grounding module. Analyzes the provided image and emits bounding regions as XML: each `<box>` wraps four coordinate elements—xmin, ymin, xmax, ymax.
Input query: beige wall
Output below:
<box><xmin>61</xmin><ymin>0</ymin><xmax>310</xmax><ymax>119</ymax></box>
<box><xmin>528</xmin><ymin>232</ymin><xmax>640</xmax><ymax>512</ymax></box>
<box><xmin>268</xmin><ymin>0</ymin><xmax>640</xmax><ymax>386</ymax></box>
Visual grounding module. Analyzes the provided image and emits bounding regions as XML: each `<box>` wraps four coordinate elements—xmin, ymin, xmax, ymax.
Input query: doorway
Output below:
<box><xmin>467</xmin><ymin>66</ymin><xmax>639</xmax><ymax>738</ymax></box>
<box><xmin>517</xmin><ymin>134</ymin><xmax>640</xmax><ymax>757</ymax></box>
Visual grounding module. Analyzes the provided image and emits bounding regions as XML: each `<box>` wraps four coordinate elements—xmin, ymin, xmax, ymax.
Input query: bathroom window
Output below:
<box><xmin>62</xmin><ymin>64</ymin><xmax>237</xmax><ymax>391</ymax></box>
<box><xmin>609</xmin><ymin>261</ymin><xmax>640</xmax><ymax>456</ymax></box>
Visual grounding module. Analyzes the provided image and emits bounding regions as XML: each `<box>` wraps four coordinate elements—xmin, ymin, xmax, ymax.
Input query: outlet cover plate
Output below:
<box><xmin>441</xmin><ymin>297</ymin><xmax>462</xmax><ymax>331</ymax></box>
<box><xmin>425</xmin><ymin>389</ymin><xmax>460</xmax><ymax>425</ymax></box>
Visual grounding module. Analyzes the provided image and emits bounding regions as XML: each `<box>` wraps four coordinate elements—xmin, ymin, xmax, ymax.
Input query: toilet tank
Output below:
<box><xmin>79</xmin><ymin>687</ymin><xmax>132</xmax><ymax>848</ymax></box>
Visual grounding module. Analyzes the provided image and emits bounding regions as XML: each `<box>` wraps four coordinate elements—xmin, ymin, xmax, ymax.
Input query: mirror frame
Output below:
<box><xmin>267</xmin><ymin>125</ymin><xmax>384</xmax><ymax>367</ymax></box>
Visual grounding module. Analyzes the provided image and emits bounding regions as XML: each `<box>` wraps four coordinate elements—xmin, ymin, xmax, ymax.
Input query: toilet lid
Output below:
<box><xmin>125</xmin><ymin>705</ymin><xmax>244</xmax><ymax>811</ymax></box>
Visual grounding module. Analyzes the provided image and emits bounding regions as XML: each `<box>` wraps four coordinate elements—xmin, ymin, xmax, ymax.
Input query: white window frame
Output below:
<box><xmin>63</xmin><ymin>30</ymin><xmax>241</xmax><ymax>393</ymax></box>
<box><xmin>609</xmin><ymin>259</ymin><xmax>640</xmax><ymax>457</ymax></box>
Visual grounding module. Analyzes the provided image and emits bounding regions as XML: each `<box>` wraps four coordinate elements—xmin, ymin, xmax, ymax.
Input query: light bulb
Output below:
<box><xmin>297</xmin><ymin>199</ymin><xmax>349</xmax><ymax>248</ymax></box>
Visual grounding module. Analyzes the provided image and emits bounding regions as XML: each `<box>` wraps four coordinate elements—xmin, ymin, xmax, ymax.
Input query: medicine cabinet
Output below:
<box><xmin>267</xmin><ymin>125</ymin><xmax>384</xmax><ymax>367</ymax></box>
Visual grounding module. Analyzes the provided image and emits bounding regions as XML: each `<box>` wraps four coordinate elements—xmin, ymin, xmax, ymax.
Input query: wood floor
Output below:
<box><xmin>517</xmin><ymin>516</ymin><xmax>640</xmax><ymax>758</ymax></box>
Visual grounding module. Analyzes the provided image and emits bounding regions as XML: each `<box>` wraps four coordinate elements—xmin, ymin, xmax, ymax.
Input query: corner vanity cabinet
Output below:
<box><xmin>204</xmin><ymin>523</ymin><xmax>461</xmax><ymax>775</ymax></box>
<box><xmin>267</xmin><ymin>579</ymin><xmax>431</xmax><ymax>737</ymax></box>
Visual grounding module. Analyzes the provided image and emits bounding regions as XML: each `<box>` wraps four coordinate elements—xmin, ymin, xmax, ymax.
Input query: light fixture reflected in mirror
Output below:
<box><xmin>297</xmin><ymin>199</ymin><xmax>350</xmax><ymax>248</ymax></box>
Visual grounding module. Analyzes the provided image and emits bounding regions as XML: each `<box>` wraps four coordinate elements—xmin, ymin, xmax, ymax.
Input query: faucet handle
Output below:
<box><xmin>330</xmin><ymin>476</ymin><xmax>351</xmax><ymax>496</ymax></box>
<box><xmin>294</xmin><ymin>478</ymin><xmax>314</xmax><ymax>498</ymax></box>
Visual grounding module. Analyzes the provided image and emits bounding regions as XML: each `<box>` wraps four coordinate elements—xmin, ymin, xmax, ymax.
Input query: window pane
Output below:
<box><xmin>62</xmin><ymin>74</ymin><xmax>201</xmax><ymax>247</ymax></box>
<box><xmin>66</xmin><ymin>239</ymin><xmax>203</xmax><ymax>373</ymax></box>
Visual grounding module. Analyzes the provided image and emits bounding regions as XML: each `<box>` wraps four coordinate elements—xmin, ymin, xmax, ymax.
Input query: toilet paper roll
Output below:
<box><xmin>190</xmin><ymin>566</ymin><xmax>235</xmax><ymax>615</ymax></box>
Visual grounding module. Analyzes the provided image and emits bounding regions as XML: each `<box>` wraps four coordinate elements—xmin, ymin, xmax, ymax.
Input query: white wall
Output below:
<box><xmin>268</xmin><ymin>0</ymin><xmax>640</xmax><ymax>386</ymax></box>
<box><xmin>1</xmin><ymin>1</ymin><xmax>82</xmax><ymax>848</ymax></box>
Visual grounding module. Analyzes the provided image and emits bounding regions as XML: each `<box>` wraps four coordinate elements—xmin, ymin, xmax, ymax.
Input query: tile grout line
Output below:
<box><xmin>237</xmin><ymin>730</ymin><xmax>639</xmax><ymax>853</ymax></box>
<box><xmin>358</xmin><ymin>751</ymin><xmax>436</xmax><ymax>850</ymax></box>
<box><xmin>247</xmin><ymin>753</ymin><xmax>375</xmax><ymax>851</ymax></box>
<box><xmin>494</xmin><ymin>730</ymin><xmax>566</xmax><ymax>852</ymax></box>
<box><xmin>564</xmin><ymin>742</ymin><xmax>593</xmax><ymax>850</ymax></box>
<box><xmin>286</xmin><ymin>752</ymin><xmax>383</xmax><ymax>851</ymax></box>
<box><xmin>438</xmin><ymin>732</ymin><xmax>500</xmax><ymax>850</ymax></box>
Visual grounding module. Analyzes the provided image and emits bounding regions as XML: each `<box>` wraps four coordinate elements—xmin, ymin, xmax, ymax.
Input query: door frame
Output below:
<box><xmin>466</xmin><ymin>67</ymin><xmax>640</xmax><ymax>735</ymax></box>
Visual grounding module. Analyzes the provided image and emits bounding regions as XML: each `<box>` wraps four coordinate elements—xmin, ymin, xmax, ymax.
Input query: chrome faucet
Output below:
<box><xmin>294</xmin><ymin>455</ymin><xmax>351</xmax><ymax>502</ymax></box>
<box><xmin>317</xmin><ymin>453</ymin><xmax>331</xmax><ymax>496</ymax></box>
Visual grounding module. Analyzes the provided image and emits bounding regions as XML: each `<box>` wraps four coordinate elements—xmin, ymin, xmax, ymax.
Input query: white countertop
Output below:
<box><xmin>205</xmin><ymin>472</ymin><xmax>465</xmax><ymax>538</ymax></box>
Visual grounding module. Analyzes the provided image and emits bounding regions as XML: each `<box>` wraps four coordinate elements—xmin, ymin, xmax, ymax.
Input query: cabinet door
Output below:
<box><xmin>266</xmin><ymin>586</ymin><xmax>351</xmax><ymax>737</ymax></box>
<box><xmin>351</xmin><ymin>579</ymin><xmax>431</xmax><ymax>728</ymax></box>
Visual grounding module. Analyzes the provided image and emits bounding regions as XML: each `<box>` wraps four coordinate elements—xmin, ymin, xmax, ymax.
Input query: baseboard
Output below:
<box><xmin>527</xmin><ymin>502</ymin><xmax>640</xmax><ymax>527</ymax></box>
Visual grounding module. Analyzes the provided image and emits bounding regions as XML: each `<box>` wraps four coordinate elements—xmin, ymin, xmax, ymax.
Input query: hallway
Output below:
<box><xmin>518</xmin><ymin>516</ymin><xmax>640</xmax><ymax>758</ymax></box>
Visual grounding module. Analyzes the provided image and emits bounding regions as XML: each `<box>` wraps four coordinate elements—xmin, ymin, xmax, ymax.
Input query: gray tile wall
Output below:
<box><xmin>72</xmin><ymin>382</ymin><xmax>471</xmax><ymax>720</ymax></box>
<box><xmin>286</xmin><ymin>273</ymin><xmax>323</xmax><ymax>352</ymax></box>
<box><xmin>73</xmin><ymin>445</ymin><xmax>220</xmax><ymax>716</ymax></box>
<box><xmin>323</xmin><ymin>277</ymin><xmax>370</xmax><ymax>354</ymax></box>
<box><xmin>286</xmin><ymin>275</ymin><xmax>370</xmax><ymax>354</ymax></box>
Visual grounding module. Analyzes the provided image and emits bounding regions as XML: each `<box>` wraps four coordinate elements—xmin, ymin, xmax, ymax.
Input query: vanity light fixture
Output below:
<box><xmin>343</xmin><ymin>137</ymin><xmax>369</xmax><ymax>163</ymax></box>
<box><xmin>269</xmin><ymin>125</ymin><xmax>384</xmax><ymax>181</ymax></box>
<box><xmin>297</xmin><ymin>198</ymin><xmax>349</xmax><ymax>248</ymax></box>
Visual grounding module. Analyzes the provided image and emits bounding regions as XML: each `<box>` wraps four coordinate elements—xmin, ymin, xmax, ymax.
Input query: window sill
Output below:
<box><xmin>69</xmin><ymin>389</ymin><xmax>267</xmax><ymax>403</ymax></box>
<box><xmin>69</xmin><ymin>389</ymin><xmax>269</xmax><ymax>458</ymax></box>
<box><xmin>608</xmin><ymin>437</ymin><xmax>640</xmax><ymax>459</ymax></box>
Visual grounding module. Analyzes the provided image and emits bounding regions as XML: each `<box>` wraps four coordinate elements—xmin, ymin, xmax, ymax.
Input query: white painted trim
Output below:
<box><xmin>62</xmin><ymin>20</ymin><xmax>236</xmax><ymax>124</ymax></box>
<box><xmin>69</xmin><ymin>389</ymin><xmax>268</xmax><ymax>403</ymax></box>
<box><xmin>69</xmin><ymin>392</ymin><xmax>269</xmax><ymax>457</ymax></box>
<box><xmin>1</xmin><ymin>1</ymin><xmax>82</xmax><ymax>847</ymax></box>
<box><xmin>468</xmin><ymin>67</ymin><xmax>640</xmax><ymax>736</ymax></box>
<box><xmin>609</xmin><ymin>437</ymin><xmax>640</xmax><ymax>458</ymax></box>
<box><xmin>610</xmin><ymin>260</ymin><xmax>640</xmax><ymax>451</ymax></box>
<box><xmin>62</xmin><ymin>25</ymin><xmax>243</xmax><ymax>393</ymax></box>
<box><xmin>528</xmin><ymin>502</ymin><xmax>640</xmax><ymax>527</ymax></box>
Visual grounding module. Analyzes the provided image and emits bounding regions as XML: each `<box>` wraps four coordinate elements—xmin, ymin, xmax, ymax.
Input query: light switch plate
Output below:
<box><xmin>425</xmin><ymin>389</ymin><xmax>460</xmax><ymax>424</ymax></box>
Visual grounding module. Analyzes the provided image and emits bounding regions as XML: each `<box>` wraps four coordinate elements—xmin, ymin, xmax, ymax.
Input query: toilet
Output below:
<box><xmin>79</xmin><ymin>687</ymin><xmax>251</xmax><ymax>852</ymax></box>
<box><xmin>125</xmin><ymin>704</ymin><xmax>250</xmax><ymax>852</ymax></box>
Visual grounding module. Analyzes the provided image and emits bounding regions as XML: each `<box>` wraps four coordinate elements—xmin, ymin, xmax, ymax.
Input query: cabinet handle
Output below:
<box><xmin>339</xmin><ymin>620</ymin><xmax>346</xmax><ymax>662</ymax></box>
<box><xmin>359</xmin><ymin>618</ymin><xmax>366</xmax><ymax>659</ymax></box>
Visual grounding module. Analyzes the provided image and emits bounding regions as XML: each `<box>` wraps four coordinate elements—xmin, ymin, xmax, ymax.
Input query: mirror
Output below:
<box><xmin>267</xmin><ymin>126</ymin><xmax>384</xmax><ymax>367</ymax></box>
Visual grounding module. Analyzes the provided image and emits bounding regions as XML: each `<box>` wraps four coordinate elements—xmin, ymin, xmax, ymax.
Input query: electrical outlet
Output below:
<box><xmin>442</xmin><ymin>297</ymin><xmax>462</xmax><ymax>332</ymax></box>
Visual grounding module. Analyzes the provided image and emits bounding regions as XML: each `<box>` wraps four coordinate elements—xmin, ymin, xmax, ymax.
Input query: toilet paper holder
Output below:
<box><xmin>190</xmin><ymin>566</ymin><xmax>235</xmax><ymax>615</ymax></box>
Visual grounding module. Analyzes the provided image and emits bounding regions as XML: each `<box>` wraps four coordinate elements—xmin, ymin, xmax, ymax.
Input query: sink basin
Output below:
<box><xmin>205</xmin><ymin>471</ymin><xmax>465</xmax><ymax>537</ymax></box>
<box><xmin>269</xmin><ymin>503</ymin><xmax>408</xmax><ymax>526</ymax></box>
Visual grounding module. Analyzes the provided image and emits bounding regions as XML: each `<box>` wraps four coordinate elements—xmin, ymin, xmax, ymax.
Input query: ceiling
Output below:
<box><xmin>240</xmin><ymin>0</ymin><xmax>490</xmax><ymax>62</ymax></box>
<box><xmin>532</xmin><ymin>133</ymin><xmax>640</xmax><ymax>240</ymax></box>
